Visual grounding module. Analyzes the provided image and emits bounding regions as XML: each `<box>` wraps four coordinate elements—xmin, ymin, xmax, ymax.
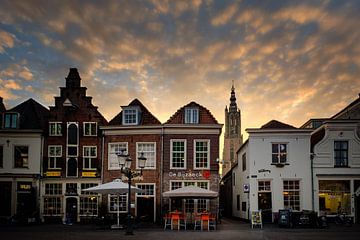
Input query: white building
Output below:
<box><xmin>232</xmin><ymin>120</ymin><xmax>312</xmax><ymax>222</ymax></box>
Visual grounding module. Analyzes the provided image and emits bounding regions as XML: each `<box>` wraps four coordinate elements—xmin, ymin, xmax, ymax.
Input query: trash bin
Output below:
<box><xmin>278</xmin><ymin>209</ymin><xmax>293</xmax><ymax>228</ymax></box>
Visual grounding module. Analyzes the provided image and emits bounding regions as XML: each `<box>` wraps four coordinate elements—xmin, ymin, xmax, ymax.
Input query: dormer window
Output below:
<box><xmin>122</xmin><ymin>107</ymin><xmax>140</xmax><ymax>125</ymax></box>
<box><xmin>185</xmin><ymin>107</ymin><xmax>199</xmax><ymax>124</ymax></box>
<box><xmin>4</xmin><ymin>113</ymin><xmax>18</xmax><ymax>129</ymax></box>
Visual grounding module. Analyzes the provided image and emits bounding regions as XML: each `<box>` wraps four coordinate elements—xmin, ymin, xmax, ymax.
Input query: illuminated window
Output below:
<box><xmin>80</xmin><ymin>196</ymin><xmax>98</xmax><ymax>216</ymax></box>
<box><xmin>194</xmin><ymin>140</ymin><xmax>210</xmax><ymax>169</ymax></box>
<box><xmin>170</xmin><ymin>140</ymin><xmax>186</xmax><ymax>169</ymax></box>
<box><xmin>283</xmin><ymin>180</ymin><xmax>300</xmax><ymax>211</ymax></box>
<box><xmin>108</xmin><ymin>143</ymin><xmax>128</xmax><ymax>170</ymax></box>
<box><xmin>43</xmin><ymin>183</ymin><xmax>62</xmax><ymax>216</ymax></box>
<box><xmin>319</xmin><ymin>180</ymin><xmax>350</xmax><ymax>215</ymax></box>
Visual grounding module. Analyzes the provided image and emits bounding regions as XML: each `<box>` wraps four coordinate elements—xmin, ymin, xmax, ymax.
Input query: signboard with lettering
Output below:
<box><xmin>45</xmin><ymin>171</ymin><xmax>61</xmax><ymax>177</ymax></box>
<box><xmin>168</xmin><ymin>171</ymin><xmax>210</xmax><ymax>179</ymax></box>
<box><xmin>82</xmin><ymin>172</ymin><xmax>97</xmax><ymax>177</ymax></box>
<box><xmin>17</xmin><ymin>182</ymin><xmax>32</xmax><ymax>193</ymax></box>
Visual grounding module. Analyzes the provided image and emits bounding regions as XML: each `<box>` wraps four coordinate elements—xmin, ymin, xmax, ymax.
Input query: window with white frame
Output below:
<box><xmin>43</xmin><ymin>183</ymin><xmax>62</xmax><ymax>216</ymax></box>
<box><xmin>334</xmin><ymin>141</ymin><xmax>348</xmax><ymax>167</ymax></box>
<box><xmin>258</xmin><ymin>181</ymin><xmax>271</xmax><ymax>192</ymax></box>
<box><xmin>171</xmin><ymin>181</ymin><xmax>183</xmax><ymax>190</ymax></box>
<box><xmin>80</xmin><ymin>196</ymin><xmax>98</xmax><ymax>216</ymax></box>
<box><xmin>14</xmin><ymin>146</ymin><xmax>29</xmax><ymax>168</ymax></box>
<box><xmin>136</xmin><ymin>143</ymin><xmax>156</xmax><ymax>169</ymax></box>
<box><xmin>122</xmin><ymin>108</ymin><xmax>138</xmax><ymax>125</ymax></box>
<box><xmin>83</xmin><ymin>122</ymin><xmax>97</xmax><ymax>136</ymax></box>
<box><xmin>136</xmin><ymin>184</ymin><xmax>155</xmax><ymax>196</ymax></box>
<box><xmin>185</xmin><ymin>107</ymin><xmax>199</xmax><ymax>124</ymax></box>
<box><xmin>48</xmin><ymin>145</ymin><xmax>62</xmax><ymax>169</ymax></box>
<box><xmin>272</xmin><ymin>143</ymin><xmax>287</xmax><ymax>164</ymax></box>
<box><xmin>67</xmin><ymin>122</ymin><xmax>78</xmax><ymax>156</ymax></box>
<box><xmin>194</xmin><ymin>140</ymin><xmax>210</xmax><ymax>169</ymax></box>
<box><xmin>83</xmin><ymin>146</ymin><xmax>97</xmax><ymax>170</ymax></box>
<box><xmin>170</xmin><ymin>140</ymin><xmax>186</xmax><ymax>169</ymax></box>
<box><xmin>49</xmin><ymin>122</ymin><xmax>62</xmax><ymax>136</ymax></box>
<box><xmin>108</xmin><ymin>143</ymin><xmax>128</xmax><ymax>170</ymax></box>
<box><xmin>283</xmin><ymin>180</ymin><xmax>300</xmax><ymax>210</ymax></box>
<box><xmin>109</xmin><ymin>194</ymin><xmax>127</xmax><ymax>212</ymax></box>
<box><xmin>4</xmin><ymin>113</ymin><xmax>18</xmax><ymax>129</ymax></box>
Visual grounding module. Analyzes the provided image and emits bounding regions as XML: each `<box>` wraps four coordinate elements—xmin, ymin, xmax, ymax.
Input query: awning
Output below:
<box><xmin>162</xmin><ymin>185</ymin><xmax>218</xmax><ymax>198</ymax></box>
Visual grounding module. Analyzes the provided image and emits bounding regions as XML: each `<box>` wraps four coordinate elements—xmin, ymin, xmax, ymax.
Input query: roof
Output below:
<box><xmin>109</xmin><ymin>98</ymin><xmax>161</xmax><ymax>125</ymax></box>
<box><xmin>260</xmin><ymin>120</ymin><xmax>297</xmax><ymax>129</ymax></box>
<box><xmin>331</xmin><ymin>93</ymin><xmax>360</xmax><ymax>119</ymax></box>
<box><xmin>7</xmin><ymin>98</ymin><xmax>49</xmax><ymax>129</ymax></box>
<box><xmin>0</xmin><ymin>97</ymin><xmax>6</xmax><ymax>113</ymax></box>
<box><xmin>165</xmin><ymin>101</ymin><xmax>219</xmax><ymax>124</ymax></box>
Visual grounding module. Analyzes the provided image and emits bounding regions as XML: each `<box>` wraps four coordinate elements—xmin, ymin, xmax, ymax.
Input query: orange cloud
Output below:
<box><xmin>0</xmin><ymin>30</ymin><xmax>15</xmax><ymax>53</ymax></box>
<box><xmin>211</xmin><ymin>2</ymin><xmax>238</xmax><ymax>26</ymax></box>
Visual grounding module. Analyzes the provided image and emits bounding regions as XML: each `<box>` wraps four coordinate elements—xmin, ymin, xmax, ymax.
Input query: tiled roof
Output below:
<box><xmin>260</xmin><ymin>120</ymin><xmax>297</xmax><ymax>129</ymax></box>
<box><xmin>109</xmin><ymin>98</ymin><xmax>161</xmax><ymax>125</ymax></box>
<box><xmin>8</xmin><ymin>98</ymin><xmax>49</xmax><ymax>129</ymax></box>
<box><xmin>165</xmin><ymin>101</ymin><xmax>219</xmax><ymax>124</ymax></box>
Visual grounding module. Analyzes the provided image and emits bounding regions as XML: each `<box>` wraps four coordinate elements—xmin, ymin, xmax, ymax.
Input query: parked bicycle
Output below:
<box><xmin>334</xmin><ymin>213</ymin><xmax>353</xmax><ymax>226</ymax></box>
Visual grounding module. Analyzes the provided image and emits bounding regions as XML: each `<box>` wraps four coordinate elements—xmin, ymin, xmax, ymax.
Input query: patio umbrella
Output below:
<box><xmin>83</xmin><ymin>179</ymin><xmax>143</xmax><ymax>229</ymax></box>
<box><xmin>162</xmin><ymin>185</ymin><xmax>218</xmax><ymax>198</ymax></box>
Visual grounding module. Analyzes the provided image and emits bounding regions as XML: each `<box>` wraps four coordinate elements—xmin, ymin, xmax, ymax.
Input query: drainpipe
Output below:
<box><xmin>310</xmin><ymin>153</ymin><xmax>315</xmax><ymax>211</ymax></box>
<box><xmin>160</xmin><ymin>126</ymin><xmax>164</xmax><ymax>221</ymax></box>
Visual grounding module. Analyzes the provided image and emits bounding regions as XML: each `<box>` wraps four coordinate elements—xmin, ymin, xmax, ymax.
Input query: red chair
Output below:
<box><xmin>201</xmin><ymin>214</ymin><xmax>210</xmax><ymax>231</ymax></box>
<box><xmin>171</xmin><ymin>213</ymin><xmax>180</xmax><ymax>230</ymax></box>
<box><xmin>163</xmin><ymin>213</ymin><xmax>172</xmax><ymax>230</ymax></box>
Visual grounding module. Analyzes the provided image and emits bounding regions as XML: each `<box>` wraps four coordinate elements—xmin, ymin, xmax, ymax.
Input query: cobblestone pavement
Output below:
<box><xmin>1</xmin><ymin>218</ymin><xmax>359</xmax><ymax>240</ymax></box>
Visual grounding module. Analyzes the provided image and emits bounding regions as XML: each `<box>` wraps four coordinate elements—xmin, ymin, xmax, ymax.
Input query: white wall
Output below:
<box><xmin>0</xmin><ymin>133</ymin><xmax>42</xmax><ymax>174</ymax></box>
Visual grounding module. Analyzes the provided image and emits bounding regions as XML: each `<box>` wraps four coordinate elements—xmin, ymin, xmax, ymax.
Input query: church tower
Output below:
<box><xmin>222</xmin><ymin>82</ymin><xmax>243</xmax><ymax>175</ymax></box>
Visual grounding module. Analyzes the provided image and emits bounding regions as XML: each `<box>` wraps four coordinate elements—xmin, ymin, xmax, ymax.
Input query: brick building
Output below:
<box><xmin>40</xmin><ymin>68</ymin><xmax>107</xmax><ymax>223</ymax></box>
<box><xmin>101</xmin><ymin>99</ymin><xmax>162</xmax><ymax>223</ymax></box>
<box><xmin>162</xmin><ymin>102</ymin><xmax>222</xmax><ymax>218</ymax></box>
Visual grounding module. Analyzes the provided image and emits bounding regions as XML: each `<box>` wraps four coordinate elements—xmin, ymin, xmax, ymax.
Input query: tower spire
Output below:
<box><xmin>230</xmin><ymin>80</ymin><xmax>237</xmax><ymax>110</ymax></box>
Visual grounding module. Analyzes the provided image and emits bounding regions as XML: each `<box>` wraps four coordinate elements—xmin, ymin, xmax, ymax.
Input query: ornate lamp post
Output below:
<box><xmin>117</xmin><ymin>150</ymin><xmax>147</xmax><ymax>235</ymax></box>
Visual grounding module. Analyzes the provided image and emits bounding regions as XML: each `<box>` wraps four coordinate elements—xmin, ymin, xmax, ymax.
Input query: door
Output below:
<box><xmin>258</xmin><ymin>192</ymin><xmax>272</xmax><ymax>223</ymax></box>
<box><xmin>0</xmin><ymin>182</ymin><xmax>12</xmax><ymax>216</ymax></box>
<box><xmin>137</xmin><ymin>197</ymin><xmax>154</xmax><ymax>222</ymax></box>
<box><xmin>66</xmin><ymin>197</ymin><xmax>78</xmax><ymax>223</ymax></box>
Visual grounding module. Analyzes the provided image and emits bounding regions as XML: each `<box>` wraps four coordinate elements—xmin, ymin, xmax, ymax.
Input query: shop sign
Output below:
<box><xmin>82</xmin><ymin>172</ymin><xmax>97</xmax><ymax>177</ymax></box>
<box><xmin>17</xmin><ymin>182</ymin><xmax>32</xmax><ymax>193</ymax></box>
<box><xmin>45</xmin><ymin>171</ymin><xmax>61</xmax><ymax>177</ymax></box>
<box><xmin>169</xmin><ymin>171</ymin><xmax>209</xmax><ymax>179</ymax></box>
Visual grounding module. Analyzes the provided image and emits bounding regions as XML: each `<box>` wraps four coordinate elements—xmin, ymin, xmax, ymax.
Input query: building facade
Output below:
<box><xmin>40</xmin><ymin>68</ymin><xmax>107</xmax><ymax>223</ymax></box>
<box><xmin>0</xmin><ymin>98</ymin><xmax>49</xmax><ymax>222</ymax></box>
<box><xmin>101</xmin><ymin>99</ymin><xmax>162</xmax><ymax>223</ymax></box>
<box><xmin>311</xmin><ymin>94</ymin><xmax>360</xmax><ymax>223</ymax></box>
<box><xmin>232</xmin><ymin>120</ymin><xmax>312</xmax><ymax>222</ymax></box>
<box><xmin>222</xmin><ymin>83</ymin><xmax>243</xmax><ymax>176</ymax></box>
<box><xmin>162</xmin><ymin>102</ymin><xmax>222</xmax><ymax>219</ymax></box>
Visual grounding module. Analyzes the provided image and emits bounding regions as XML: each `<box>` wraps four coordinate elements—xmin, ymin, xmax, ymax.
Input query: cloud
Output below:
<box><xmin>0</xmin><ymin>29</ymin><xmax>16</xmax><ymax>53</ymax></box>
<box><xmin>211</xmin><ymin>2</ymin><xmax>239</xmax><ymax>26</ymax></box>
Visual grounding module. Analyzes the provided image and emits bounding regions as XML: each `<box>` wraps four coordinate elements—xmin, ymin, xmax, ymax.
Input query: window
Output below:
<box><xmin>136</xmin><ymin>143</ymin><xmax>156</xmax><ymax>169</ymax></box>
<box><xmin>67</xmin><ymin>122</ymin><xmax>78</xmax><ymax>156</ymax></box>
<box><xmin>0</xmin><ymin>145</ymin><xmax>3</xmax><ymax>168</ymax></box>
<box><xmin>80</xmin><ymin>183</ymin><xmax>99</xmax><ymax>216</ymax></box>
<box><xmin>66</xmin><ymin>183</ymin><xmax>77</xmax><ymax>195</ymax></box>
<box><xmin>171</xmin><ymin>181</ymin><xmax>183</xmax><ymax>190</ymax></box>
<box><xmin>242</xmin><ymin>153</ymin><xmax>246</xmax><ymax>171</ymax></box>
<box><xmin>242</xmin><ymin>202</ymin><xmax>247</xmax><ymax>212</ymax></box>
<box><xmin>272</xmin><ymin>143</ymin><xmax>287</xmax><ymax>164</ymax></box>
<box><xmin>83</xmin><ymin>146</ymin><xmax>97</xmax><ymax>169</ymax></box>
<box><xmin>194</xmin><ymin>140</ymin><xmax>210</xmax><ymax>169</ymax></box>
<box><xmin>185</xmin><ymin>107</ymin><xmax>199</xmax><ymax>124</ymax></box>
<box><xmin>334</xmin><ymin>141</ymin><xmax>348</xmax><ymax>167</ymax></box>
<box><xmin>109</xmin><ymin>194</ymin><xmax>127</xmax><ymax>213</ymax></box>
<box><xmin>318</xmin><ymin>180</ymin><xmax>350</xmax><ymax>214</ymax></box>
<box><xmin>43</xmin><ymin>183</ymin><xmax>62</xmax><ymax>216</ymax></box>
<box><xmin>283</xmin><ymin>180</ymin><xmax>300</xmax><ymax>211</ymax></box>
<box><xmin>237</xmin><ymin>195</ymin><xmax>240</xmax><ymax>211</ymax></box>
<box><xmin>83</xmin><ymin>122</ymin><xmax>97</xmax><ymax>136</ymax></box>
<box><xmin>108</xmin><ymin>143</ymin><xmax>128</xmax><ymax>170</ymax></box>
<box><xmin>48</xmin><ymin>146</ymin><xmax>62</xmax><ymax>169</ymax></box>
<box><xmin>170</xmin><ymin>140</ymin><xmax>186</xmax><ymax>169</ymax></box>
<box><xmin>233</xmin><ymin>173</ymin><xmax>236</xmax><ymax>186</ymax></box>
<box><xmin>136</xmin><ymin>184</ymin><xmax>155</xmax><ymax>196</ymax></box>
<box><xmin>122</xmin><ymin>108</ymin><xmax>139</xmax><ymax>125</ymax></box>
<box><xmin>4</xmin><ymin>113</ymin><xmax>18</xmax><ymax>129</ymax></box>
<box><xmin>14</xmin><ymin>146</ymin><xmax>29</xmax><ymax>168</ymax></box>
<box><xmin>258</xmin><ymin>181</ymin><xmax>271</xmax><ymax>192</ymax></box>
<box><xmin>49</xmin><ymin>122</ymin><xmax>62</xmax><ymax>136</ymax></box>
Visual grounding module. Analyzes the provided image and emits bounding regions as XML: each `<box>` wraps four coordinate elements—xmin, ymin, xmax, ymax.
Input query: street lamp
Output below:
<box><xmin>117</xmin><ymin>150</ymin><xmax>147</xmax><ymax>235</ymax></box>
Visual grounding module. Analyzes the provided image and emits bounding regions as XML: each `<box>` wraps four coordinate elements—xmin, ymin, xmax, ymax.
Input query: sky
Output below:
<box><xmin>1</xmin><ymin>0</ymin><xmax>360</xmax><ymax>141</ymax></box>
